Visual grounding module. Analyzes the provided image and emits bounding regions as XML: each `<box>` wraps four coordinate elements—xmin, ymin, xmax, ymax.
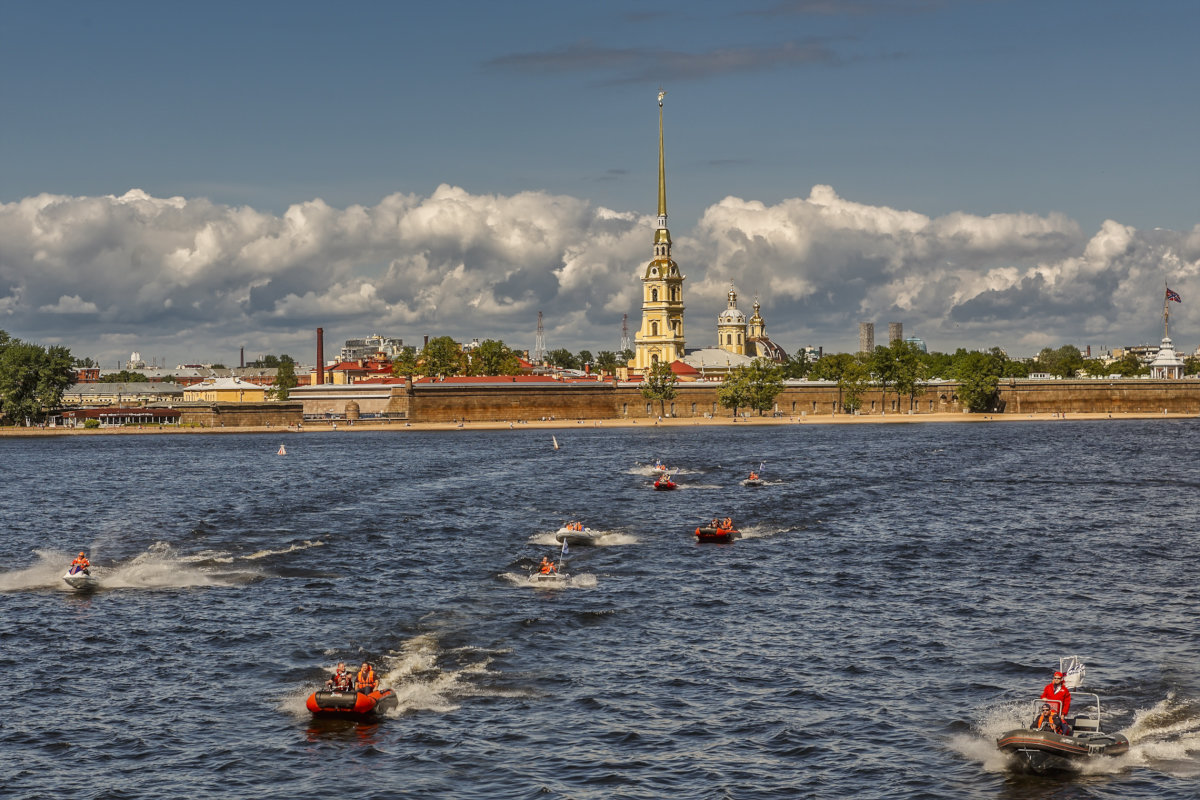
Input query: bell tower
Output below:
<box><xmin>632</xmin><ymin>90</ymin><xmax>686</xmax><ymax>372</ymax></box>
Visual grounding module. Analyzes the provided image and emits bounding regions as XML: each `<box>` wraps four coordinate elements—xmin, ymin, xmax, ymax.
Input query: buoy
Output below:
<box><xmin>278</xmin><ymin>444</ymin><xmax>287</xmax><ymax>455</ymax></box>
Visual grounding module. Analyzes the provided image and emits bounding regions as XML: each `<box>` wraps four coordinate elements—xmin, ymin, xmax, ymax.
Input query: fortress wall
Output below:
<box><xmin>180</xmin><ymin>402</ymin><xmax>303</xmax><ymax>427</ymax></box>
<box><xmin>998</xmin><ymin>380</ymin><xmax>1200</xmax><ymax>414</ymax></box>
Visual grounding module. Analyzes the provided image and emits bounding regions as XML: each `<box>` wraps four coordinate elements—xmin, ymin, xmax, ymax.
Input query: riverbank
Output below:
<box><xmin>0</xmin><ymin>410</ymin><xmax>1194</xmax><ymax>436</ymax></box>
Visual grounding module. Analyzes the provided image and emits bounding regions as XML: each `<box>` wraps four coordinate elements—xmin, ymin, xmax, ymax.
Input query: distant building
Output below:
<box><xmin>340</xmin><ymin>334</ymin><xmax>405</xmax><ymax>361</ymax></box>
<box><xmin>1150</xmin><ymin>336</ymin><xmax>1185</xmax><ymax>379</ymax></box>
<box><xmin>904</xmin><ymin>336</ymin><xmax>927</xmax><ymax>353</ymax></box>
<box><xmin>183</xmin><ymin>377</ymin><xmax>268</xmax><ymax>403</ymax></box>
<box><xmin>859</xmin><ymin>323</ymin><xmax>875</xmax><ymax>354</ymax></box>
<box><xmin>888</xmin><ymin>322</ymin><xmax>903</xmax><ymax>344</ymax></box>
<box><xmin>61</xmin><ymin>382</ymin><xmax>184</xmax><ymax>406</ymax></box>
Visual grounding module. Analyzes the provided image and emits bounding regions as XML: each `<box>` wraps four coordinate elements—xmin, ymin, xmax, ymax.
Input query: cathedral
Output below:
<box><xmin>631</xmin><ymin>93</ymin><xmax>787</xmax><ymax>378</ymax></box>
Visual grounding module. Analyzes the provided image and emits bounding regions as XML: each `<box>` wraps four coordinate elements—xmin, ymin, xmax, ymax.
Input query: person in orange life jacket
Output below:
<box><xmin>538</xmin><ymin>556</ymin><xmax>557</xmax><ymax>574</ymax></box>
<box><xmin>70</xmin><ymin>552</ymin><xmax>90</xmax><ymax>575</ymax></box>
<box><xmin>1031</xmin><ymin>702</ymin><xmax>1065</xmax><ymax>734</ymax></box>
<box><xmin>326</xmin><ymin>662</ymin><xmax>352</xmax><ymax>691</ymax></box>
<box><xmin>355</xmin><ymin>662</ymin><xmax>377</xmax><ymax>694</ymax></box>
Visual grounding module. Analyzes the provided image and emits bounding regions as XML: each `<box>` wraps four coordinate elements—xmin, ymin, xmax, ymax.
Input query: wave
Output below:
<box><xmin>0</xmin><ymin>544</ymin><xmax>257</xmax><ymax>592</ymax></box>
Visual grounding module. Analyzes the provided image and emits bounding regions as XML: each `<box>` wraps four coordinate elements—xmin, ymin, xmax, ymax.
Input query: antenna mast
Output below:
<box><xmin>534</xmin><ymin>311</ymin><xmax>546</xmax><ymax>364</ymax></box>
<box><xmin>621</xmin><ymin>314</ymin><xmax>631</xmax><ymax>354</ymax></box>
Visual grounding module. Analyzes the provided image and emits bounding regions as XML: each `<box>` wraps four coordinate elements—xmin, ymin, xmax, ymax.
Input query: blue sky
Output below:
<box><xmin>3</xmin><ymin>0</ymin><xmax>1200</xmax><ymax>366</ymax></box>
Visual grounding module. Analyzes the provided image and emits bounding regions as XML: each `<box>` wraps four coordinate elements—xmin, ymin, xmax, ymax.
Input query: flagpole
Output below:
<box><xmin>1165</xmin><ymin>281</ymin><xmax>1170</xmax><ymax>339</ymax></box>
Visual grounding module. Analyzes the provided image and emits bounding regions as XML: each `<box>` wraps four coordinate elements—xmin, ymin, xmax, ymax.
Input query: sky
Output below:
<box><xmin>3</xmin><ymin>0</ymin><xmax>1200</xmax><ymax>367</ymax></box>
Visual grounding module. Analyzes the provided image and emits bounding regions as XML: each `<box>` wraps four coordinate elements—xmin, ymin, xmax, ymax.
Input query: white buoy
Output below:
<box><xmin>278</xmin><ymin>444</ymin><xmax>287</xmax><ymax>455</ymax></box>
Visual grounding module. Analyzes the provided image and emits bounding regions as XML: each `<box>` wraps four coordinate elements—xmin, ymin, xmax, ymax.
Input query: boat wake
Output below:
<box><xmin>285</xmin><ymin>633</ymin><xmax>533</xmax><ymax>720</ymax></box>
<box><xmin>0</xmin><ymin>545</ymin><xmax>257</xmax><ymax>592</ymax></box>
<box><xmin>952</xmin><ymin>691</ymin><xmax>1200</xmax><ymax>776</ymax></box>
<box><xmin>527</xmin><ymin>529</ymin><xmax>637</xmax><ymax>546</ymax></box>
<box><xmin>500</xmin><ymin>571</ymin><xmax>599</xmax><ymax>590</ymax></box>
<box><xmin>194</xmin><ymin>539</ymin><xmax>326</xmax><ymax>563</ymax></box>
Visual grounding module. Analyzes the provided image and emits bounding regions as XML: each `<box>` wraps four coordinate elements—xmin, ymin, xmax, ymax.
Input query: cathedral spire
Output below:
<box><xmin>655</xmin><ymin>89</ymin><xmax>670</xmax><ymax>245</ymax></box>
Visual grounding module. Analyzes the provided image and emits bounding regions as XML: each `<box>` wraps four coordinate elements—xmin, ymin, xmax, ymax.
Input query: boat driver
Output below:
<box><xmin>70</xmin><ymin>551</ymin><xmax>90</xmax><ymax>575</ymax></box>
<box><xmin>1040</xmin><ymin>670</ymin><xmax>1072</xmax><ymax>733</ymax></box>
<box><xmin>538</xmin><ymin>556</ymin><xmax>557</xmax><ymax>574</ymax></box>
<box><xmin>326</xmin><ymin>662</ymin><xmax>352</xmax><ymax>691</ymax></box>
<box><xmin>355</xmin><ymin>661</ymin><xmax>377</xmax><ymax>694</ymax></box>
<box><xmin>1031</xmin><ymin>702</ymin><xmax>1065</xmax><ymax>734</ymax></box>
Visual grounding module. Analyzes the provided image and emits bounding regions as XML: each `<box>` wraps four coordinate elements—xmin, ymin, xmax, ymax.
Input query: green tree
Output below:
<box><xmin>640</xmin><ymin>361</ymin><xmax>677</xmax><ymax>416</ymax></box>
<box><xmin>72</xmin><ymin>356</ymin><xmax>97</xmax><ymax>368</ymax></box>
<box><xmin>99</xmin><ymin>370</ymin><xmax>150</xmax><ymax>382</ymax></box>
<box><xmin>545</xmin><ymin>348</ymin><xmax>579</xmax><ymax>370</ymax></box>
<box><xmin>1036</xmin><ymin>345</ymin><xmax>1084</xmax><ymax>378</ymax></box>
<box><xmin>892</xmin><ymin>341</ymin><xmax>928</xmax><ymax>412</ymax></box>
<box><xmin>717</xmin><ymin>368</ymin><xmax>751</xmax><ymax>417</ymax></box>
<box><xmin>869</xmin><ymin>344</ymin><xmax>899</xmax><ymax>405</ymax></box>
<box><xmin>952</xmin><ymin>350</ymin><xmax>1002</xmax><ymax>412</ymax></box>
<box><xmin>745</xmin><ymin>360</ymin><xmax>785</xmax><ymax>415</ymax></box>
<box><xmin>420</xmin><ymin>336</ymin><xmax>467</xmax><ymax>377</ymax></box>
<box><xmin>391</xmin><ymin>346</ymin><xmax>419</xmax><ymax>378</ymax></box>
<box><xmin>837</xmin><ymin>359</ymin><xmax>871</xmax><ymax>413</ymax></box>
<box><xmin>272</xmin><ymin>358</ymin><xmax>299</xmax><ymax>399</ymax></box>
<box><xmin>780</xmin><ymin>352</ymin><xmax>813</xmax><ymax>379</ymax></box>
<box><xmin>620</xmin><ymin>348</ymin><xmax>635</xmax><ymax>366</ymax></box>
<box><xmin>469</xmin><ymin>339</ymin><xmax>521</xmax><ymax>376</ymax></box>
<box><xmin>576</xmin><ymin>350</ymin><xmax>593</xmax><ymax>370</ymax></box>
<box><xmin>808</xmin><ymin>352</ymin><xmax>857</xmax><ymax>382</ymax></box>
<box><xmin>594</xmin><ymin>351</ymin><xmax>619</xmax><ymax>374</ymax></box>
<box><xmin>0</xmin><ymin>334</ymin><xmax>74</xmax><ymax>424</ymax></box>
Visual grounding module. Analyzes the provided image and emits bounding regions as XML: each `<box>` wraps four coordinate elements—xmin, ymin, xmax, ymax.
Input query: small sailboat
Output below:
<box><xmin>278</xmin><ymin>444</ymin><xmax>287</xmax><ymax>456</ymax></box>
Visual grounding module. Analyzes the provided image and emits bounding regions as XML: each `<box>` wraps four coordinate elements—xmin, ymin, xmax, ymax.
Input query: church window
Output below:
<box><xmin>652</xmin><ymin>321</ymin><xmax>659</xmax><ymax>336</ymax></box>
<box><xmin>737</xmin><ymin>334</ymin><xmax>742</xmax><ymax>345</ymax></box>
<box><xmin>726</xmin><ymin>334</ymin><xmax>732</xmax><ymax>345</ymax></box>
<box><xmin>652</xmin><ymin>288</ymin><xmax>659</xmax><ymax>302</ymax></box>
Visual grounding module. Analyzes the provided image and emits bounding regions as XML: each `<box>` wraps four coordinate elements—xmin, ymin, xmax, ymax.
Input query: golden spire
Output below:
<box><xmin>655</xmin><ymin>89</ymin><xmax>670</xmax><ymax>246</ymax></box>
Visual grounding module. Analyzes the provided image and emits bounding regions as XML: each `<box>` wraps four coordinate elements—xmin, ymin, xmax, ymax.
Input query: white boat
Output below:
<box><xmin>62</xmin><ymin>569</ymin><xmax>99</xmax><ymax>591</ymax></box>
<box><xmin>554</xmin><ymin>524</ymin><xmax>601</xmax><ymax>546</ymax></box>
<box><xmin>1059</xmin><ymin>655</ymin><xmax>1086</xmax><ymax>689</ymax></box>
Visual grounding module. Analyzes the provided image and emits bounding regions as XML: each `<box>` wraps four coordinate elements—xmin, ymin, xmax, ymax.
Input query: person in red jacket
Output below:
<box><xmin>69</xmin><ymin>552</ymin><xmax>91</xmax><ymax>575</ymax></box>
<box><xmin>1041</xmin><ymin>670</ymin><xmax>1072</xmax><ymax>728</ymax></box>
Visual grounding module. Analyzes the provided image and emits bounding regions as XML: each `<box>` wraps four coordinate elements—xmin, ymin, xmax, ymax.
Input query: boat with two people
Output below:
<box><xmin>555</xmin><ymin>521</ymin><xmax>601</xmax><ymax>546</ymax></box>
<box><xmin>654</xmin><ymin>473</ymin><xmax>677</xmax><ymax>491</ymax></box>
<box><xmin>996</xmin><ymin>692</ymin><xmax>1128</xmax><ymax>773</ymax></box>
<box><xmin>307</xmin><ymin>660</ymin><xmax>397</xmax><ymax>721</ymax></box>
<box><xmin>695</xmin><ymin>517</ymin><xmax>739</xmax><ymax>543</ymax></box>
<box><xmin>742</xmin><ymin>462</ymin><xmax>766</xmax><ymax>487</ymax></box>
<box><xmin>63</xmin><ymin>551</ymin><xmax>99</xmax><ymax>591</ymax></box>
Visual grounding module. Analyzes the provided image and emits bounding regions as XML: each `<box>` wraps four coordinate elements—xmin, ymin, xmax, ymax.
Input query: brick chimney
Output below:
<box><xmin>316</xmin><ymin>327</ymin><xmax>325</xmax><ymax>384</ymax></box>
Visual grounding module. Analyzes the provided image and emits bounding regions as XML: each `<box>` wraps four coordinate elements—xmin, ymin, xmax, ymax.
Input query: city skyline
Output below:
<box><xmin>2</xmin><ymin>0</ymin><xmax>1199</xmax><ymax>365</ymax></box>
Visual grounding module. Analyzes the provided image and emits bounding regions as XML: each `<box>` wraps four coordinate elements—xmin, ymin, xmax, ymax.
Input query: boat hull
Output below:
<box><xmin>695</xmin><ymin>526</ymin><xmax>737</xmax><ymax>543</ymax></box>
<box><xmin>653</xmin><ymin>481</ymin><xmax>676</xmax><ymax>491</ymax></box>
<box><xmin>997</xmin><ymin>728</ymin><xmax>1129</xmax><ymax>773</ymax></box>
<box><xmin>306</xmin><ymin>689</ymin><xmax>397</xmax><ymax>720</ymax></box>
<box><xmin>63</xmin><ymin>570</ymin><xmax>99</xmax><ymax>591</ymax></box>
<box><xmin>555</xmin><ymin>530</ymin><xmax>599</xmax><ymax>546</ymax></box>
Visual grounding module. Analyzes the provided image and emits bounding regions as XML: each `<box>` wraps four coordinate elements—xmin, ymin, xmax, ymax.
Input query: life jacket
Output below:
<box><xmin>331</xmin><ymin>669</ymin><xmax>350</xmax><ymax>690</ymax></box>
<box><xmin>723</xmin><ymin>518</ymin><xmax>733</xmax><ymax>529</ymax></box>
<box><xmin>72</xmin><ymin>556</ymin><xmax>89</xmax><ymax>568</ymax></box>
<box><xmin>356</xmin><ymin>665</ymin><xmax>375</xmax><ymax>689</ymax></box>
<box><xmin>540</xmin><ymin>561</ymin><xmax>554</xmax><ymax>574</ymax></box>
<box><xmin>1033</xmin><ymin>712</ymin><xmax>1063</xmax><ymax>734</ymax></box>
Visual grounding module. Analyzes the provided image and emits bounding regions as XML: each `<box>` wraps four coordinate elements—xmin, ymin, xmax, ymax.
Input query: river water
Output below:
<box><xmin>2</xmin><ymin>420</ymin><xmax>1198</xmax><ymax>799</ymax></box>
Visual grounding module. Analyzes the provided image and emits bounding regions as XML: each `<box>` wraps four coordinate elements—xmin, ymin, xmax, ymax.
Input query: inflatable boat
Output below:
<box><xmin>695</xmin><ymin>525</ymin><xmax>737</xmax><ymax>543</ymax></box>
<box><xmin>653</xmin><ymin>475</ymin><xmax>677</xmax><ymax>491</ymax></box>
<box><xmin>554</xmin><ymin>524</ymin><xmax>600</xmax><ymax>546</ymax></box>
<box><xmin>997</xmin><ymin>693</ymin><xmax>1128</xmax><ymax>773</ymax></box>
<box><xmin>306</xmin><ymin>688</ymin><xmax>397</xmax><ymax>720</ymax></box>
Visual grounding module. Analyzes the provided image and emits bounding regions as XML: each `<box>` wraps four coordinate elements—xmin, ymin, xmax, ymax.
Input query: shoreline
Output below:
<box><xmin>0</xmin><ymin>410</ymin><xmax>1194</xmax><ymax>436</ymax></box>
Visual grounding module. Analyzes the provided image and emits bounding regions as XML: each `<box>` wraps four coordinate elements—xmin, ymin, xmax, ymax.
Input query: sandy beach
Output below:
<box><xmin>1</xmin><ymin>410</ymin><xmax>1193</xmax><ymax>436</ymax></box>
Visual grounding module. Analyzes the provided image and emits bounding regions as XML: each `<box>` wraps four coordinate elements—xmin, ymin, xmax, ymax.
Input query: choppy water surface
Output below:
<box><xmin>2</xmin><ymin>420</ymin><xmax>1199</xmax><ymax>799</ymax></box>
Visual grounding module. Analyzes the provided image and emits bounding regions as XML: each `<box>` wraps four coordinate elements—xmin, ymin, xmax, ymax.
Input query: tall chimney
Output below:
<box><xmin>317</xmin><ymin>327</ymin><xmax>325</xmax><ymax>384</ymax></box>
<box><xmin>240</xmin><ymin>346</ymin><xmax>244</xmax><ymax>368</ymax></box>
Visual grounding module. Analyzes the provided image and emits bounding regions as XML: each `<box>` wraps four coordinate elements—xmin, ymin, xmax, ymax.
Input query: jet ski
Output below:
<box><xmin>306</xmin><ymin>688</ymin><xmax>397</xmax><ymax>720</ymax></box>
<box><xmin>62</xmin><ymin>566</ymin><xmax>99</xmax><ymax>591</ymax></box>
<box><xmin>997</xmin><ymin>692</ymin><xmax>1129</xmax><ymax>774</ymax></box>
